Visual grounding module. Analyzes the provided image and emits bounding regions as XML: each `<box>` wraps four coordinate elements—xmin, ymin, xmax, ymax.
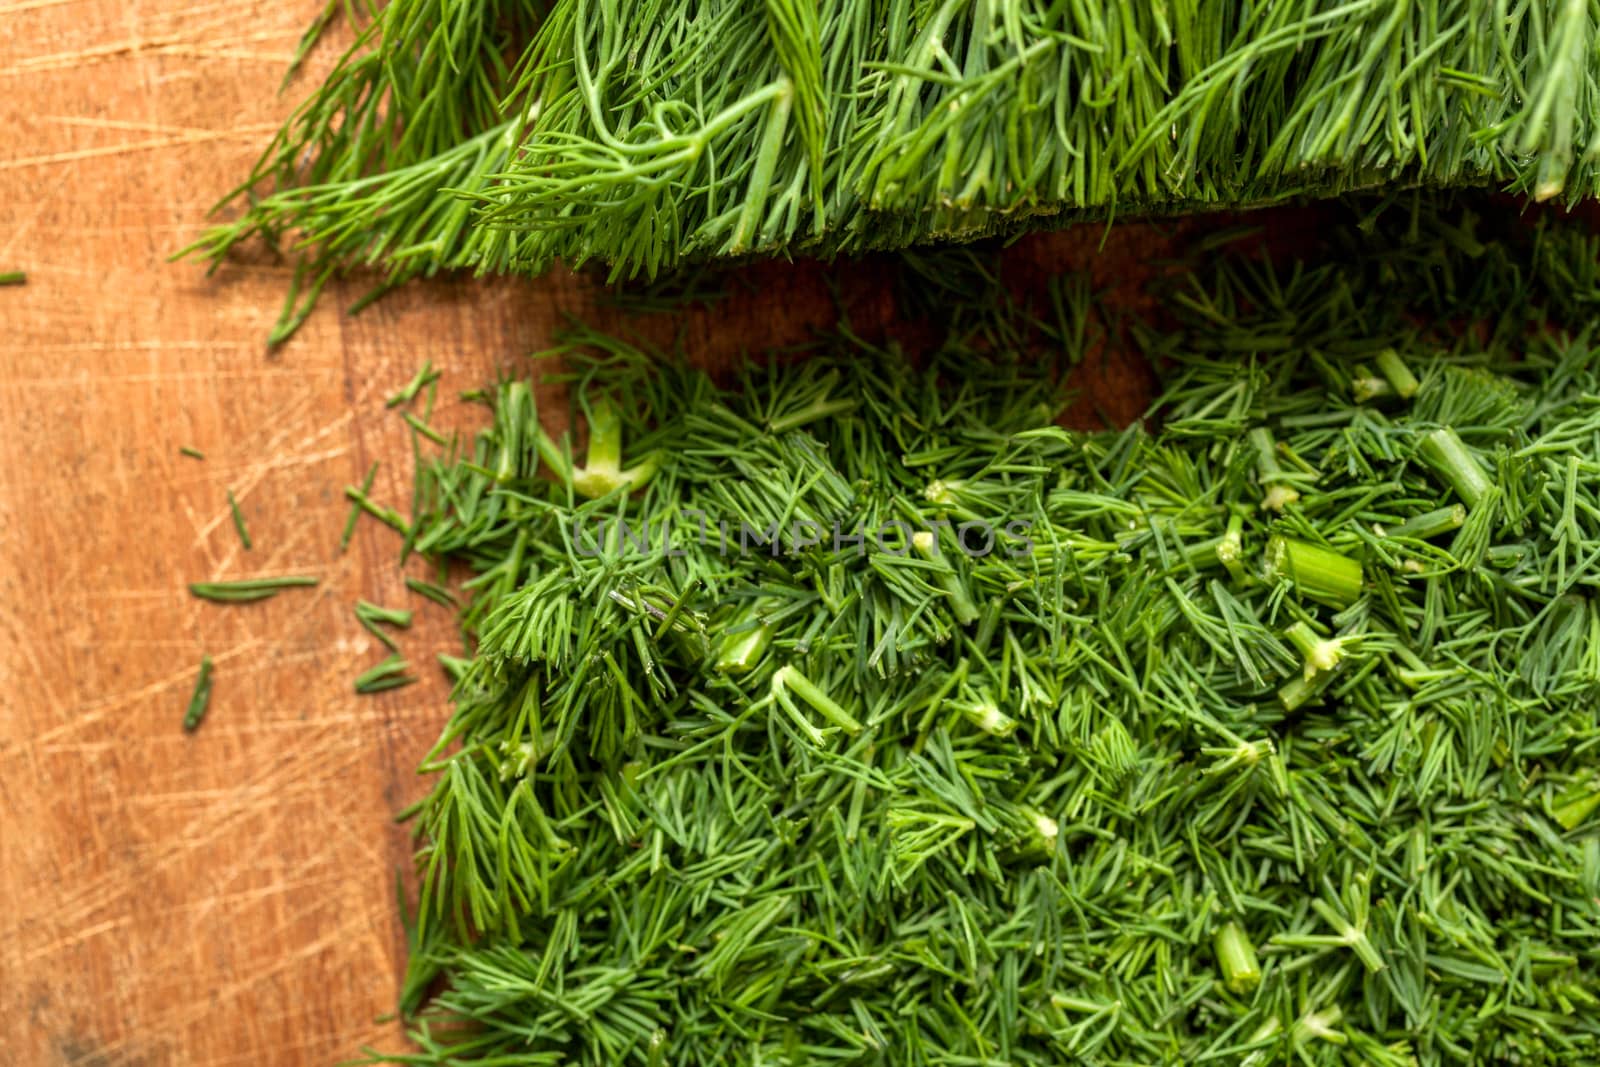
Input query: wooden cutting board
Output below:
<box><xmin>0</xmin><ymin>4</ymin><xmax>1242</xmax><ymax>1063</ymax></box>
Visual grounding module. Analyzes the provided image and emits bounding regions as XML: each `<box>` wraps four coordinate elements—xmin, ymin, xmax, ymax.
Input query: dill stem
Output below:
<box><xmin>1284</xmin><ymin>622</ymin><xmax>1343</xmax><ymax>674</ymax></box>
<box><xmin>1310</xmin><ymin>898</ymin><xmax>1386</xmax><ymax>973</ymax></box>
<box><xmin>729</xmin><ymin>79</ymin><xmax>793</xmax><ymax>254</ymax></box>
<box><xmin>1418</xmin><ymin>427</ymin><xmax>1493</xmax><ymax>507</ymax></box>
<box><xmin>1278</xmin><ymin>673</ymin><xmax>1322</xmax><ymax>711</ymax></box>
<box><xmin>1265</xmin><ymin>536</ymin><xmax>1363</xmax><ymax>607</ymax></box>
<box><xmin>1179</xmin><ymin>533</ymin><xmax>1229</xmax><ymax>570</ymax></box>
<box><xmin>1375</xmin><ymin>349</ymin><xmax>1420</xmax><ymax>399</ymax></box>
<box><xmin>1291</xmin><ymin>1006</ymin><xmax>1346</xmax><ymax>1048</ymax></box>
<box><xmin>773</xmin><ymin>666</ymin><xmax>862</xmax><ymax>735</ymax></box>
<box><xmin>1390</xmin><ymin>504</ymin><xmax>1466</xmax><ymax>540</ymax></box>
<box><xmin>1277</xmin><ymin>625</ymin><xmax>1343</xmax><ymax>709</ymax></box>
<box><xmin>1554</xmin><ymin>789</ymin><xmax>1600</xmax><ymax>830</ymax></box>
<box><xmin>1351</xmin><ymin>372</ymin><xmax>1392</xmax><ymax>404</ymax></box>
<box><xmin>768</xmin><ymin>395</ymin><xmax>858</xmax><ymax>434</ymax></box>
<box><xmin>1214</xmin><ymin>922</ymin><xmax>1262</xmax><ymax>994</ymax></box>
<box><xmin>716</xmin><ymin>613</ymin><xmax>773</xmax><ymax>674</ymax></box>
<box><xmin>1250</xmin><ymin>428</ymin><xmax>1298</xmax><ymax>511</ymax></box>
<box><xmin>1217</xmin><ymin>512</ymin><xmax>1248</xmax><ymax>583</ymax></box>
<box><xmin>563</xmin><ymin>397</ymin><xmax>658</xmax><ymax>499</ymax></box>
<box><xmin>1182</xmin><ymin>513</ymin><xmax>1247</xmax><ymax>580</ymax></box>
<box><xmin>954</xmin><ymin>697</ymin><xmax>1017</xmax><ymax>737</ymax></box>
<box><xmin>583</xmin><ymin>397</ymin><xmax>622</xmax><ymax>473</ymax></box>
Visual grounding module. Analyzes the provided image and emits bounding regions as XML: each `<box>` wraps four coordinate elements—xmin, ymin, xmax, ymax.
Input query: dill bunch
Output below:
<box><xmin>183</xmin><ymin>0</ymin><xmax>550</xmax><ymax>343</ymax></box>
<box><xmin>190</xmin><ymin>0</ymin><xmax>1600</xmax><ymax>341</ymax></box>
<box><xmin>360</xmin><ymin>201</ymin><xmax>1600</xmax><ymax>1065</ymax></box>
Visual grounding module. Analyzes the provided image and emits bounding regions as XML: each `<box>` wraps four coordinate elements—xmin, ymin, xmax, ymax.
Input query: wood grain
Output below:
<box><xmin>0</xmin><ymin>4</ymin><xmax>1250</xmax><ymax>1064</ymax></box>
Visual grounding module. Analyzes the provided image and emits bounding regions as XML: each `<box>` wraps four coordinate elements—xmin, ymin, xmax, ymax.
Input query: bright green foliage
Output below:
<box><xmin>365</xmin><ymin>202</ymin><xmax>1600</xmax><ymax>1065</ymax></box>
<box><xmin>190</xmin><ymin>0</ymin><xmax>1600</xmax><ymax>341</ymax></box>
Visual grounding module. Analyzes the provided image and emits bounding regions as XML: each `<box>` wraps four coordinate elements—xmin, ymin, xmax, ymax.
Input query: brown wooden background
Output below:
<box><xmin>0</xmin><ymin>3</ymin><xmax>1254</xmax><ymax>1064</ymax></box>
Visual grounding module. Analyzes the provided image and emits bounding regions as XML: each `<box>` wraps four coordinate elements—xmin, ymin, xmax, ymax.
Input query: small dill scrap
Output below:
<box><xmin>182</xmin><ymin>656</ymin><xmax>215</xmax><ymax>732</ymax></box>
<box><xmin>188</xmin><ymin>576</ymin><xmax>318</xmax><ymax>603</ymax></box>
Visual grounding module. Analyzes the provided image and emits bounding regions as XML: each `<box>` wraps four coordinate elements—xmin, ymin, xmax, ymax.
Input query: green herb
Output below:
<box><xmin>340</xmin><ymin>461</ymin><xmax>380</xmax><ymax>552</ymax></box>
<box><xmin>354</xmin><ymin>654</ymin><xmax>415</xmax><ymax>694</ymax></box>
<box><xmin>1418</xmin><ymin>426</ymin><xmax>1495</xmax><ymax>507</ymax></box>
<box><xmin>188</xmin><ymin>576</ymin><xmax>318</xmax><ymax>602</ymax></box>
<box><xmin>386</xmin><ymin>360</ymin><xmax>439</xmax><ymax>409</ymax></box>
<box><xmin>226</xmin><ymin>489</ymin><xmax>252</xmax><ymax>550</ymax></box>
<box><xmin>0</xmin><ymin>271</ymin><xmax>25</xmax><ymax>286</ymax></box>
<box><xmin>1250</xmin><ymin>426</ymin><xmax>1303</xmax><ymax>511</ymax></box>
<box><xmin>344</xmin><ymin>483</ymin><xmax>408</xmax><ymax>537</ymax></box>
<box><xmin>179</xmin><ymin>446</ymin><xmax>205</xmax><ymax>460</ymax></box>
<box><xmin>1374</xmin><ymin>349</ymin><xmax>1420</xmax><ymax>400</ymax></box>
<box><xmin>400</xmin><ymin>411</ymin><xmax>446</xmax><ymax>447</ymax></box>
<box><xmin>404</xmin><ymin>576</ymin><xmax>456</xmax><ymax>608</ymax></box>
<box><xmin>190</xmin><ymin>2</ymin><xmax>1600</xmax><ymax>340</ymax></box>
<box><xmin>1554</xmin><ymin>788</ymin><xmax>1600</xmax><ymax>831</ymax></box>
<box><xmin>178</xmin><ymin>0</ymin><xmax>544</xmax><ymax>343</ymax></box>
<box><xmin>356</xmin><ymin>600</ymin><xmax>412</xmax><ymax>652</ymax></box>
<box><xmin>357</xmin><ymin>201</ymin><xmax>1600</xmax><ymax>1064</ymax></box>
<box><xmin>1214</xmin><ymin>922</ymin><xmax>1262</xmax><ymax>995</ymax></box>
<box><xmin>182</xmin><ymin>655</ymin><xmax>214</xmax><ymax>732</ymax></box>
<box><xmin>1388</xmin><ymin>505</ymin><xmax>1466</xmax><ymax>541</ymax></box>
<box><xmin>551</xmin><ymin>395</ymin><xmax>658</xmax><ymax>500</ymax></box>
<box><xmin>1265</xmin><ymin>536</ymin><xmax>1363</xmax><ymax>608</ymax></box>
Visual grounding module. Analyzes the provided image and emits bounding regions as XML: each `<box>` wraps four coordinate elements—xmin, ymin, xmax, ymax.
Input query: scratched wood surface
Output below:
<box><xmin>0</xmin><ymin>4</ymin><xmax>1265</xmax><ymax>1065</ymax></box>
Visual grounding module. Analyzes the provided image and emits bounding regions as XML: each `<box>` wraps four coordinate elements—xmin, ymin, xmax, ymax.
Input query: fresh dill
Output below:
<box><xmin>361</xmin><ymin>201</ymin><xmax>1600</xmax><ymax>1066</ymax></box>
<box><xmin>190</xmin><ymin>2</ymin><xmax>1600</xmax><ymax>340</ymax></box>
<box><xmin>404</xmin><ymin>577</ymin><xmax>456</xmax><ymax>608</ymax></box>
<box><xmin>340</xmin><ymin>461</ymin><xmax>380</xmax><ymax>552</ymax></box>
<box><xmin>182</xmin><ymin>655</ymin><xmax>214</xmax><ymax>732</ymax></box>
<box><xmin>386</xmin><ymin>361</ymin><xmax>439</xmax><ymax>409</ymax></box>
<box><xmin>226</xmin><ymin>489</ymin><xmax>252</xmax><ymax>551</ymax></box>
<box><xmin>354</xmin><ymin>654</ymin><xmax>416</xmax><ymax>694</ymax></box>
<box><xmin>344</xmin><ymin>483</ymin><xmax>409</xmax><ymax>538</ymax></box>
<box><xmin>400</xmin><ymin>411</ymin><xmax>446</xmax><ymax>447</ymax></box>
<box><xmin>188</xmin><ymin>576</ymin><xmax>318</xmax><ymax>603</ymax></box>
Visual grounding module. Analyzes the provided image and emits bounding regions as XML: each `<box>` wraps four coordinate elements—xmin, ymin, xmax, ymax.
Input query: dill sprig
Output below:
<box><xmin>367</xmin><ymin>201</ymin><xmax>1600</xmax><ymax>1065</ymax></box>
